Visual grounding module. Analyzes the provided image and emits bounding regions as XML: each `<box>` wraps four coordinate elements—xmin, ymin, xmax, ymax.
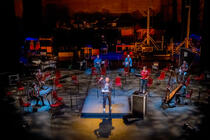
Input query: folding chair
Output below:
<box><xmin>157</xmin><ymin>71</ymin><xmax>165</xmax><ymax>84</ymax></box>
<box><xmin>114</xmin><ymin>76</ymin><xmax>122</xmax><ymax>97</ymax></box>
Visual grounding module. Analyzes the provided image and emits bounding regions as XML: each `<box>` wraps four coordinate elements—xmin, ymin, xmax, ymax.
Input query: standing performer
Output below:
<box><xmin>94</xmin><ymin>55</ymin><xmax>102</xmax><ymax>74</ymax></box>
<box><xmin>98</xmin><ymin>76</ymin><xmax>112</xmax><ymax>113</ymax></box>
<box><xmin>124</xmin><ymin>55</ymin><xmax>132</xmax><ymax>72</ymax></box>
<box><xmin>140</xmin><ymin>66</ymin><xmax>149</xmax><ymax>93</ymax></box>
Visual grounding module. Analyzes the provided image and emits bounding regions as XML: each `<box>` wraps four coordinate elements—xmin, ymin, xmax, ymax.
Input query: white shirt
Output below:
<box><xmin>102</xmin><ymin>83</ymin><xmax>110</xmax><ymax>93</ymax></box>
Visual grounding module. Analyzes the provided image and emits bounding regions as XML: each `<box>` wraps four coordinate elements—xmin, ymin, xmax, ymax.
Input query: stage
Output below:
<box><xmin>81</xmin><ymin>88</ymin><xmax>133</xmax><ymax>118</ymax></box>
<box><xmin>4</xmin><ymin>68</ymin><xmax>208</xmax><ymax>140</ymax></box>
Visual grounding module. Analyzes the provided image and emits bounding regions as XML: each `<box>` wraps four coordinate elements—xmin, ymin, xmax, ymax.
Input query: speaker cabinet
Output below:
<box><xmin>131</xmin><ymin>92</ymin><xmax>148</xmax><ymax>118</ymax></box>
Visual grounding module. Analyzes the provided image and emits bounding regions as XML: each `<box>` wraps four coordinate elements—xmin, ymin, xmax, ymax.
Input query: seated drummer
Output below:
<box><xmin>32</xmin><ymin>83</ymin><xmax>45</xmax><ymax>106</ymax></box>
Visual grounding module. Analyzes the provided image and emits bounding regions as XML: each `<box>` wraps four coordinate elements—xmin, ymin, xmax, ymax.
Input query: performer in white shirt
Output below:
<box><xmin>98</xmin><ymin>76</ymin><xmax>112</xmax><ymax>113</ymax></box>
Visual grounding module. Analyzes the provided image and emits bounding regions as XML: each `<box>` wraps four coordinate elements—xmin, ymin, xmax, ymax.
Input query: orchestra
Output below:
<box><xmin>12</xmin><ymin>52</ymin><xmax>194</xmax><ymax>113</ymax></box>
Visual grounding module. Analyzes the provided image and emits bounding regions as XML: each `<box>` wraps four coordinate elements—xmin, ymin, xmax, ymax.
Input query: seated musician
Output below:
<box><xmin>168</xmin><ymin>71</ymin><xmax>177</xmax><ymax>90</ymax></box>
<box><xmin>140</xmin><ymin>66</ymin><xmax>149</xmax><ymax>93</ymax></box>
<box><xmin>179</xmin><ymin>61</ymin><xmax>188</xmax><ymax>81</ymax></box>
<box><xmin>36</xmin><ymin>69</ymin><xmax>42</xmax><ymax>80</ymax></box>
<box><xmin>80</xmin><ymin>57</ymin><xmax>87</xmax><ymax>70</ymax></box>
<box><xmin>35</xmin><ymin>69</ymin><xmax>45</xmax><ymax>88</ymax></box>
<box><xmin>94</xmin><ymin>55</ymin><xmax>102</xmax><ymax>74</ymax></box>
<box><xmin>166</xmin><ymin>72</ymin><xmax>178</xmax><ymax>107</ymax></box>
<box><xmin>32</xmin><ymin>83</ymin><xmax>45</xmax><ymax>106</ymax></box>
<box><xmin>175</xmin><ymin>82</ymin><xmax>187</xmax><ymax>104</ymax></box>
<box><xmin>166</xmin><ymin>85</ymin><xmax>176</xmax><ymax>108</ymax></box>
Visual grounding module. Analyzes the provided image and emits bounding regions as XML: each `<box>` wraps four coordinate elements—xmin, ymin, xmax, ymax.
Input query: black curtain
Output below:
<box><xmin>23</xmin><ymin>0</ymin><xmax>42</xmax><ymax>36</ymax></box>
<box><xmin>1</xmin><ymin>0</ymin><xmax>19</xmax><ymax>74</ymax></box>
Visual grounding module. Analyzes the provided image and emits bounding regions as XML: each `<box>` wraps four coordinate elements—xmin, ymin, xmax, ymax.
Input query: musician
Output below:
<box><xmin>166</xmin><ymin>71</ymin><xmax>178</xmax><ymax>107</ymax></box>
<box><xmin>35</xmin><ymin>69</ymin><xmax>42</xmax><ymax>81</ymax></box>
<box><xmin>179</xmin><ymin>60</ymin><xmax>188</xmax><ymax>81</ymax></box>
<box><xmin>140</xmin><ymin>66</ymin><xmax>149</xmax><ymax>93</ymax></box>
<box><xmin>80</xmin><ymin>58</ymin><xmax>87</xmax><ymax>70</ymax></box>
<box><xmin>35</xmin><ymin>69</ymin><xmax>44</xmax><ymax>86</ymax></box>
<box><xmin>94</xmin><ymin>55</ymin><xmax>102</xmax><ymax>74</ymax></box>
<box><xmin>168</xmin><ymin>71</ymin><xmax>178</xmax><ymax>90</ymax></box>
<box><xmin>175</xmin><ymin>82</ymin><xmax>187</xmax><ymax>104</ymax></box>
<box><xmin>32</xmin><ymin>83</ymin><xmax>45</xmax><ymax>106</ymax></box>
<box><xmin>98</xmin><ymin>76</ymin><xmax>112</xmax><ymax>113</ymax></box>
<box><xmin>124</xmin><ymin>55</ymin><xmax>132</xmax><ymax>72</ymax></box>
<box><xmin>166</xmin><ymin>86</ymin><xmax>176</xmax><ymax>107</ymax></box>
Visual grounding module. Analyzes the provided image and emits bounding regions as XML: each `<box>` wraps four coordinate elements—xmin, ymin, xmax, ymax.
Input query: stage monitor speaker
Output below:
<box><xmin>131</xmin><ymin>92</ymin><xmax>148</xmax><ymax>119</ymax></box>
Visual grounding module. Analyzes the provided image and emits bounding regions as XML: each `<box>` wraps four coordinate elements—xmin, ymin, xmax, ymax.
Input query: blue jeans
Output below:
<box><xmin>140</xmin><ymin>79</ymin><xmax>148</xmax><ymax>92</ymax></box>
<box><xmin>102</xmin><ymin>93</ymin><xmax>111</xmax><ymax>109</ymax></box>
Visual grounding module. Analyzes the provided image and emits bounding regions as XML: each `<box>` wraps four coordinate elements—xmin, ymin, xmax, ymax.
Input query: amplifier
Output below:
<box><xmin>131</xmin><ymin>92</ymin><xmax>148</xmax><ymax>119</ymax></box>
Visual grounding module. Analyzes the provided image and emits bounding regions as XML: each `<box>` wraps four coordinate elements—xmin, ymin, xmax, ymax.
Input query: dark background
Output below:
<box><xmin>1</xmin><ymin>0</ymin><xmax>209</xmax><ymax>74</ymax></box>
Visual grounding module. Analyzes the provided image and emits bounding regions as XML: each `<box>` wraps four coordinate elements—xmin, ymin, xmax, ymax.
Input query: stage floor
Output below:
<box><xmin>81</xmin><ymin>88</ymin><xmax>131</xmax><ymax>118</ymax></box>
<box><xmin>7</xmin><ymin>69</ymin><xmax>208</xmax><ymax>140</ymax></box>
